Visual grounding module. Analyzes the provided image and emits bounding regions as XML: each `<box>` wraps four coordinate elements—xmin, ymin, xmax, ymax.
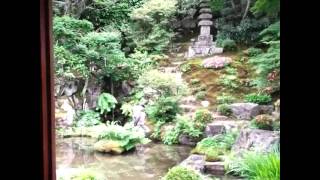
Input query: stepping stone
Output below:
<box><xmin>198</xmin><ymin>20</ymin><xmax>213</xmax><ymax>26</ymax></box>
<box><xmin>205</xmin><ymin>123</ymin><xmax>226</xmax><ymax>137</ymax></box>
<box><xmin>180</xmin><ymin>154</ymin><xmax>206</xmax><ymax>173</ymax></box>
<box><xmin>180</xmin><ymin>104</ymin><xmax>197</xmax><ymax>112</ymax></box>
<box><xmin>198</xmin><ymin>13</ymin><xmax>213</xmax><ymax>20</ymax></box>
<box><xmin>171</xmin><ymin>61</ymin><xmax>184</xmax><ymax>66</ymax></box>
<box><xmin>180</xmin><ymin>96</ymin><xmax>197</xmax><ymax>104</ymax></box>
<box><xmin>205</xmin><ymin>161</ymin><xmax>225</xmax><ymax>175</ymax></box>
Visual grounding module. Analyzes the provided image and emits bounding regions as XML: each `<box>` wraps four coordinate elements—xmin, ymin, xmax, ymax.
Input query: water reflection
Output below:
<box><xmin>56</xmin><ymin>137</ymin><xmax>192</xmax><ymax>180</ymax></box>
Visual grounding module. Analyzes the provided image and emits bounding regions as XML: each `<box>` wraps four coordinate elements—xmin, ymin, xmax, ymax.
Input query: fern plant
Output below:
<box><xmin>96</xmin><ymin>93</ymin><xmax>118</xmax><ymax>114</ymax></box>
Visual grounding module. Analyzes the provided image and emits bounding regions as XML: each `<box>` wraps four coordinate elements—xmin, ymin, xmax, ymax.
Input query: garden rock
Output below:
<box><xmin>202</xmin><ymin>56</ymin><xmax>231</xmax><ymax>69</ymax></box>
<box><xmin>229</xmin><ymin>103</ymin><xmax>260</xmax><ymax>120</ymax></box>
<box><xmin>258</xmin><ymin>105</ymin><xmax>274</xmax><ymax>114</ymax></box>
<box><xmin>93</xmin><ymin>139</ymin><xmax>125</xmax><ymax>154</ymax></box>
<box><xmin>205</xmin><ymin>124</ymin><xmax>226</xmax><ymax>137</ymax></box>
<box><xmin>178</xmin><ymin>134</ymin><xmax>198</xmax><ymax>146</ymax></box>
<box><xmin>180</xmin><ymin>154</ymin><xmax>206</xmax><ymax>173</ymax></box>
<box><xmin>232</xmin><ymin>129</ymin><xmax>280</xmax><ymax>154</ymax></box>
<box><xmin>205</xmin><ymin>161</ymin><xmax>225</xmax><ymax>175</ymax></box>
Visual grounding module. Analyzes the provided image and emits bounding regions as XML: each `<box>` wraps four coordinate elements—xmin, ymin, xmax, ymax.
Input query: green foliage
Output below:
<box><xmin>194</xmin><ymin>109</ymin><xmax>213</xmax><ymax>129</ymax></box>
<box><xmin>192</xmin><ymin>133</ymin><xmax>237</xmax><ymax>161</ymax></box>
<box><xmin>96</xmin><ymin>93</ymin><xmax>118</xmax><ymax>114</ymax></box>
<box><xmin>98</xmin><ymin>122</ymin><xmax>150</xmax><ymax>151</ymax></box>
<box><xmin>162</xmin><ymin>166</ymin><xmax>203</xmax><ymax>180</ymax></box>
<box><xmin>244</xmin><ymin>93</ymin><xmax>272</xmax><ymax>105</ymax></box>
<box><xmin>216</xmin><ymin>93</ymin><xmax>235</xmax><ymax>104</ymax></box>
<box><xmin>74</xmin><ymin>110</ymin><xmax>102</xmax><ymax>127</ymax></box>
<box><xmin>130</xmin><ymin>0</ymin><xmax>177</xmax><ymax>54</ymax></box>
<box><xmin>217</xmin><ymin>104</ymin><xmax>232</xmax><ymax>116</ymax></box>
<box><xmin>215</xmin><ymin>18</ymin><xmax>269</xmax><ymax>45</ymax></box>
<box><xmin>82</xmin><ymin>0</ymin><xmax>145</xmax><ymax>29</ymax></box>
<box><xmin>222</xmin><ymin>39</ymin><xmax>237</xmax><ymax>51</ymax></box>
<box><xmin>218</xmin><ymin>75</ymin><xmax>239</xmax><ymax>90</ymax></box>
<box><xmin>195</xmin><ymin>91</ymin><xmax>206</xmax><ymax>100</ymax></box>
<box><xmin>190</xmin><ymin>78</ymin><xmax>200</xmax><ymax>85</ymax></box>
<box><xmin>120</xmin><ymin>102</ymin><xmax>134</xmax><ymax>117</ymax></box>
<box><xmin>247</xmin><ymin>48</ymin><xmax>263</xmax><ymax>57</ymax></box>
<box><xmin>58</xmin><ymin>168</ymin><xmax>105</xmax><ymax>180</ymax></box>
<box><xmin>259</xmin><ymin>21</ymin><xmax>280</xmax><ymax>43</ymax></box>
<box><xmin>53</xmin><ymin>16</ymin><xmax>94</xmax><ymax>48</ymax></box>
<box><xmin>249</xmin><ymin>21</ymin><xmax>280</xmax><ymax>89</ymax></box>
<box><xmin>227</xmin><ymin>150</ymin><xmax>280</xmax><ymax>180</ymax></box>
<box><xmin>146</xmin><ymin>96</ymin><xmax>181</xmax><ymax>123</ymax></box>
<box><xmin>209</xmin><ymin>0</ymin><xmax>225</xmax><ymax>12</ymax></box>
<box><xmin>251</xmin><ymin>0</ymin><xmax>280</xmax><ymax>17</ymax></box>
<box><xmin>151</xmin><ymin>120</ymin><xmax>166</xmax><ymax>140</ymax></box>
<box><xmin>180</xmin><ymin>63</ymin><xmax>192</xmax><ymax>73</ymax></box>
<box><xmin>53</xmin><ymin>16</ymin><xmax>94</xmax><ymax>78</ymax></box>
<box><xmin>137</xmin><ymin>69</ymin><xmax>187</xmax><ymax>96</ymax></box>
<box><xmin>163</xmin><ymin>115</ymin><xmax>202</xmax><ymax>145</ymax></box>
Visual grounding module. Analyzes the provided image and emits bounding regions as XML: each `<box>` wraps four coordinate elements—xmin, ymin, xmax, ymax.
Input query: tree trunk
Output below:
<box><xmin>242</xmin><ymin>0</ymin><xmax>251</xmax><ymax>20</ymax></box>
<box><xmin>110</xmin><ymin>79</ymin><xmax>115</xmax><ymax>121</ymax></box>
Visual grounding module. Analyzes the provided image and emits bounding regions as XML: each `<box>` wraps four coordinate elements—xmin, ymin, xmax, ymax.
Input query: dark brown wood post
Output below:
<box><xmin>40</xmin><ymin>0</ymin><xmax>56</xmax><ymax>179</ymax></box>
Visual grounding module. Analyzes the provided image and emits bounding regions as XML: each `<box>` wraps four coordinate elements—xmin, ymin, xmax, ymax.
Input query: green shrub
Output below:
<box><xmin>180</xmin><ymin>63</ymin><xmax>192</xmax><ymax>73</ymax></box>
<box><xmin>162</xmin><ymin>166</ymin><xmax>203</xmax><ymax>180</ymax></box>
<box><xmin>190</xmin><ymin>78</ymin><xmax>200</xmax><ymax>85</ymax></box>
<box><xmin>137</xmin><ymin>69</ymin><xmax>187</xmax><ymax>96</ymax></box>
<box><xmin>244</xmin><ymin>93</ymin><xmax>272</xmax><ymax>105</ymax></box>
<box><xmin>74</xmin><ymin>110</ymin><xmax>101</xmax><ymax>127</ymax></box>
<box><xmin>96</xmin><ymin>93</ymin><xmax>118</xmax><ymax>114</ymax></box>
<box><xmin>216</xmin><ymin>94</ymin><xmax>235</xmax><ymax>104</ymax></box>
<box><xmin>247</xmin><ymin>48</ymin><xmax>263</xmax><ymax>57</ymax></box>
<box><xmin>222</xmin><ymin>39</ymin><xmax>237</xmax><ymax>51</ymax></box>
<box><xmin>163</xmin><ymin>115</ymin><xmax>202</xmax><ymax>145</ymax></box>
<box><xmin>194</xmin><ymin>109</ymin><xmax>213</xmax><ymax>129</ymax></box>
<box><xmin>217</xmin><ymin>104</ymin><xmax>232</xmax><ymax>116</ymax></box>
<box><xmin>195</xmin><ymin>91</ymin><xmax>206</xmax><ymax>100</ymax></box>
<box><xmin>58</xmin><ymin>168</ymin><xmax>105</xmax><ymax>180</ymax></box>
<box><xmin>98</xmin><ymin>122</ymin><xmax>150</xmax><ymax>151</ymax></box>
<box><xmin>218</xmin><ymin>67</ymin><xmax>239</xmax><ymax>90</ymax></box>
<box><xmin>146</xmin><ymin>96</ymin><xmax>181</xmax><ymax>123</ymax></box>
<box><xmin>192</xmin><ymin>133</ymin><xmax>237</xmax><ymax>161</ymax></box>
<box><xmin>227</xmin><ymin>150</ymin><xmax>280</xmax><ymax>180</ymax></box>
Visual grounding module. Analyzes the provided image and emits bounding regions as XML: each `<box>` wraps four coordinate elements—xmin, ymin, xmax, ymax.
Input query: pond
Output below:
<box><xmin>56</xmin><ymin>137</ymin><xmax>192</xmax><ymax>180</ymax></box>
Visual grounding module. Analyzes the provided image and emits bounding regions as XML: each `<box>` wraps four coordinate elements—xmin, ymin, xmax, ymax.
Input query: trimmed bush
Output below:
<box><xmin>217</xmin><ymin>104</ymin><xmax>232</xmax><ymax>116</ymax></box>
<box><xmin>162</xmin><ymin>166</ymin><xmax>203</xmax><ymax>180</ymax></box>
<box><xmin>244</xmin><ymin>93</ymin><xmax>272</xmax><ymax>105</ymax></box>
<box><xmin>222</xmin><ymin>39</ymin><xmax>237</xmax><ymax>51</ymax></box>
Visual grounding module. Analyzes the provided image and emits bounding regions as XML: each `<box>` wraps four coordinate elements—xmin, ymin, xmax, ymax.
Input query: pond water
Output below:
<box><xmin>56</xmin><ymin>137</ymin><xmax>192</xmax><ymax>180</ymax></box>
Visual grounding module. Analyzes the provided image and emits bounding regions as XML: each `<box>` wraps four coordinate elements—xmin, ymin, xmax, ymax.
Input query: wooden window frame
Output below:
<box><xmin>40</xmin><ymin>0</ymin><xmax>56</xmax><ymax>179</ymax></box>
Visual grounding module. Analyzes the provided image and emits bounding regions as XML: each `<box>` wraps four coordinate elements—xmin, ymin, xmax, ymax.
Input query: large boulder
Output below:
<box><xmin>202</xmin><ymin>56</ymin><xmax>231</xmax><ymax>69</ymax></box>
<box><xmin>229</xmin><ymin>103</ymin><xmax>260</xmax><ymax>120</ymax></box>
<box><xmin>180</xmin><ymin>154</ymin><xmax>206</xmax><ymax>173</ymax></box>
<box><xmin>232</xmin><ymin>129</ymin><xmax>280</xmax><ymax>154</ymax></box>
<box><xmin>205</xmin><ymin>120</ymin><xmax>250</xmax><ymax>137</ymax></box>
<box><xmin>93</xmin><ymin>139</ymin><xmax>125</xmax><ymax>154</ymax></box>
